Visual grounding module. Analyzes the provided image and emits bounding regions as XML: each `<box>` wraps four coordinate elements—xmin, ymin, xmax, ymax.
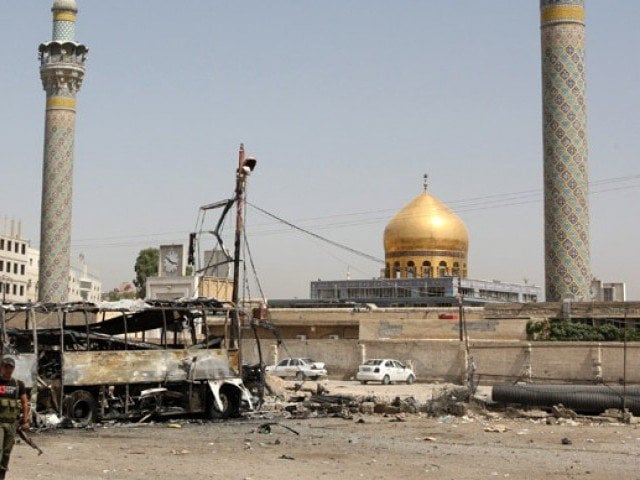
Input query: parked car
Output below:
<box><xmin>356</xmin><ymin>359</ymin><xmax>415</xmax><ymax>385</ymax></box>
<box><xmin>266</xmin><ymin>358</ymin><xmax>328</xmax><ymax>380</ymax></box>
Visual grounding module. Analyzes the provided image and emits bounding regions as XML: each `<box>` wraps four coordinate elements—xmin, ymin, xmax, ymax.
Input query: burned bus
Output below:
<box><xmin>1</xmin><ymin>299</ymin><xmax>254</xmax><ymax>427</ymax></box>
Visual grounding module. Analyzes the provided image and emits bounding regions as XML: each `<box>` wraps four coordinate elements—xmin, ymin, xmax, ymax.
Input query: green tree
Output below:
<box><xmin>133</xmin><ymin>248</ymin><xmax>159</xmax><ymax>298</ymax></box>
<box><xmin>108</xmin><ymin>288</ymin><xmax>137</xmax><ymax>301</ymax></box>
<box><xmin>528</xmin><ymin>319</ymin><xmax>638</xmax><ymax>342</ymax></box>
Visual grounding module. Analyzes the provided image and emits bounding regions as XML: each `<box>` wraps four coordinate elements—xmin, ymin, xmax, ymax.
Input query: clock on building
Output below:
<box><xmin>163</xmin><ymin>250</ymin><xmax>179</xmax><ymax>273</ymax></box>
<box><xmin>159</xmin><ymin>244</ymin><xmax>184</xmax><ymax>277</ymax></box>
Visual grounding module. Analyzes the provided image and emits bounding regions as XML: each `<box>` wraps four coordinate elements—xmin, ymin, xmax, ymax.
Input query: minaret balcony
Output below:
<box><xmin>38</xmin><ymin>41</ymin><xmax>88</xmax><ymax>69</ymax></box>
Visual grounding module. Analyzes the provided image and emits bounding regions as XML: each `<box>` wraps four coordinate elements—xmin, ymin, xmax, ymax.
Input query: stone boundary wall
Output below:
<box><xmin>242</xmin><ymin>338</ymin><xmax>640</xmax><ymax>385</ymax></box>
<box><xmin>358</xmin><ymin>316</ymin><xmax>529</xmax><ymax>341</ymax></box>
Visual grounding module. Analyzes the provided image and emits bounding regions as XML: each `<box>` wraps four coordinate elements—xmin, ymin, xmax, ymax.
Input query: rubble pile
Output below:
<box><xmin>425</xmin><ymin>385</ymin><xmax>470</xmax><ymax>417</ymax></box>
<box><xmin>261</xmin><ymin>375</ymin><xmax>470</xmax><ymax>419</ymax></box>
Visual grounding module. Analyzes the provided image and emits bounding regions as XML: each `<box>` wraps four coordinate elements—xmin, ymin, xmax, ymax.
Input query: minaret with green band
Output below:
<box><xmin>541</xmin><ymin>0</ymin><xmax>591</xmax><ymax>301</ymax></box>
<box><xmin>38</xmin><ymin>0</ymin><xmax>88</xmax><ymax>302</ymax></box>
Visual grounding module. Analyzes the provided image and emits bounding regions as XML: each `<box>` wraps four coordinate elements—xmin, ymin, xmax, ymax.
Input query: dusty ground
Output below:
<box><xmin>9</xmin><ymin>382</ymin><xmax>640</xmax><ymax>480</ymax></box>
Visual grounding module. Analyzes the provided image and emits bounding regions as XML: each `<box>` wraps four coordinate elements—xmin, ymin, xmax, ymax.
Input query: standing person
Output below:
<box><xmin>468</xmin><ymin>357</ymin><xmax>478</xmax><ymax>395</ymax></box>
<box><xmin>0</xmin><ymin>356</ymin><xmax>29</xmax><ymax>479</ymax></box>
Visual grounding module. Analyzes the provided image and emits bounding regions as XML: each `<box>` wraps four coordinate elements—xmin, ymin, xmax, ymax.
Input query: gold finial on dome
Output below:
<box><xmin>423</xmin><ymin>174</ymin><xmax>428</xmax><ymax>192</ymax></box>
<box><xmin>383</xmin><ymin>184</ymin><xmax>469</xmax><ymax>279</ymax></box>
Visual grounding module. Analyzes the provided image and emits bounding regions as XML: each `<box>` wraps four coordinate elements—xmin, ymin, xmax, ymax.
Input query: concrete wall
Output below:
<box><xmin>241</xmin><ymin>338</ymin><xmax>360</xmax><ymax>377</ymax></box>
<box><xmin>360</xmin><ymin>339</ymin><xmax>465</xmax><ymax>382</ymax></box>
<box><xmin>242</xmin><ymin>337</ymin><xmax>640</xmax><ymax>384</ymax></box>
<box><xmin>359</xmin><ymin>315</ymin><xmax>528</xmax><ymax>341</ymax></box>
<box><xmin>469</xmin><ymin>342</ymin><xmax>640</xmax><ymax>384</ymax></box>
<box><xmin>258</xmin><ymin>302</ymin><xmax>640</xmax><ymax>342</ymax></box>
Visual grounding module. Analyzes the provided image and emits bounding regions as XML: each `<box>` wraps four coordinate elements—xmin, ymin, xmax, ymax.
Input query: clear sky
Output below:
<box><xmin>1</xmin><ymin>1</ymin><xmax>639</xmax><ymax>300</ymax></box>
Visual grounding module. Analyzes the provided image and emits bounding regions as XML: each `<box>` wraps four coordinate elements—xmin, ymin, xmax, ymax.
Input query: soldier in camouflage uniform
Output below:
<box><xmin>0</xmin><ymin>356</ymin><xmax>29</xmax><ymax>479</ymax></box>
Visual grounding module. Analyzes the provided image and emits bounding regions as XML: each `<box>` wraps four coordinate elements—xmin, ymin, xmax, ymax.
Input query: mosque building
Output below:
<box><xmin>28</xmin><ymin>1</ymin><xmax>598</xmax><ymax>305</ymax></box>
<box><xmin>307</xmin><ymin>179</ymin><xmax>541</xmax><ymax>307</ymax></box>
<box><xmin>383</xmin><ymin>176</ymin><xmax>469</xmax><ymax>281</ymax></box>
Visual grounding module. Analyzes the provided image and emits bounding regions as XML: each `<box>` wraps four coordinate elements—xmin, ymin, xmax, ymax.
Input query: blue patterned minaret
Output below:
<box><xmin>38</xmin><ymin>0</ymin><xmax>88</xmax><ymax>302</ymax></box>
<box><xmin>540</xmin><ymin>0</ymin><xmax>591</xmax><ymax>301</ymax></box>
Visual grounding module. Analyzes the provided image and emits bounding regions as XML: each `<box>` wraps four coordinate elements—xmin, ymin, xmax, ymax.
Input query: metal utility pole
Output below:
<box><xmin>231</xmin><ymin>144</ymin><xmax>256</xmax><ymax>368</ymax></box>
<box><xmin>231</xmin><ymin>143</ymin><xmax>246</xmax><ymax>347</ymax></box>
<box><xmin>457</xmin><ymin>276</ymin><xmax>463</xmax><ymax>341</ymax></box>
<box><xmin>622</xmin><ymin>306</ymin><xmax>628</xmax><ymax>420</ymax></box>
<box><xmin>0</xmin><ymin>306</ymin><xmax>5</xmax><ymax>352</ymax></box>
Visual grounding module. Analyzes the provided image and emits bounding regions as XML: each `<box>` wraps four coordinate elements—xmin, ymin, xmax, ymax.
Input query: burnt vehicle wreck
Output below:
<box><xmin>2</xmin><ymin>299</ymin><xmax>255</xmax><ymax>427</ymax></box>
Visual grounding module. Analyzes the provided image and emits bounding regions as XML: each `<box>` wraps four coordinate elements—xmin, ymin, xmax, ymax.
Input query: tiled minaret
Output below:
<box><xmin>38</xmin><ymin>0</ymin><xmax>88</xmax><ymax>302</ymax></box>
<box><xmin>541</xmin><ymin>0</ymin><xmax>590</xmax><ymax>301</ymax></box>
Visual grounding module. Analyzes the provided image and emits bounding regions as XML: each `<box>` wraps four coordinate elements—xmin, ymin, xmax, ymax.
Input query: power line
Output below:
<box><xmin>248</xmin><ymin>203</ymin><xmax>384</xmax><ymax>264</ymax></box>
<box><xmin>67</xmin><ymin>172</ymin><xmax>640</xmax><ymax>248</ymax></box>
<box><xmin>245</xmin><ymin>175</ymin><xmax>640</xmax><ymax>236</ymax></box>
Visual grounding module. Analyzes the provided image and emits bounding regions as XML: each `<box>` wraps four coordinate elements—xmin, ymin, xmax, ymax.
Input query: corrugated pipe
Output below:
<box><xmin>492</xmin><ymin>385</ymin><xmax>640</xmax><ymax>415</ymax></box>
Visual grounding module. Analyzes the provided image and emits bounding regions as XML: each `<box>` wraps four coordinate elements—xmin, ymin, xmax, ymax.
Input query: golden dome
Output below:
<box><xmin>384</xmin><ymin>191</ymin><xmax>469</xmax><ymax>255</ymax></box>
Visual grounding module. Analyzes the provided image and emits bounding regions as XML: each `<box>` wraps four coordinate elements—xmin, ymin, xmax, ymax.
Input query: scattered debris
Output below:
<box><xmin>437</xmin><ymin>416</ymin><xmax>454</xmax><ymax>424</ymax></box>
<box><xmin>264</xmin><ymin>374</ymin><xmax>293</xmax><ymax>400</ymax></box>
<box><xmin>427</xmin><ymin>386</ymin><xmax>470</xmax><ymax>416</ymax></box>
<box><xmin>552</xmin><ymin>404</ymin><xmax>577</xmax><ymax>419</ymax></box>
<box><xmin>450</xmin><ymin>402</ymin><xmax>468</xmax><ymax>417</ymax></box>
<box><xmin>484</xmin><ymin>424</ymin><xmax>509</xmax><ymax>433</ymax></box>
<box><xmin>256</xmin><ymin>422</ymin><xmax>300</xmax><ymax>435</ymax></box>
<box><xmin>360</xmin><ymin>402</ymin><xmax>375</xmax><ymax>415</ymax></box>
<box><xmin>389</xmin><ymin>414</ymin><xmax>407</xmax><ymax>423</ymax></box>
<box><xmin>561</xmin><ymin>437</ymin><xmax>572</xmax><ymax>445</ymax></box>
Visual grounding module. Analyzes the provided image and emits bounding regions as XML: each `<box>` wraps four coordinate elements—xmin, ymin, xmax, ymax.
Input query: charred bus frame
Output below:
<box><xmin>0</xmin><ymin>299</ymin><xmax>253</xmax><ymax>426</ymax></box>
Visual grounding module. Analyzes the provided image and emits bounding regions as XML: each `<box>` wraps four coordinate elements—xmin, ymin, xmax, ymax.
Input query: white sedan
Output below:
<box><xmin>356</xmin><ymin>359</ymin><xmax>416</xmax><ymax>385</ymax></box>
<box><xmin>266</xmin><ymin>358</ymin><xmax>328</xmax><ymax>380</ymax></box>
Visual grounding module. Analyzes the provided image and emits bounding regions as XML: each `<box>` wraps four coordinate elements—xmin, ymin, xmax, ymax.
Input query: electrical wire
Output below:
<box><xmin>66</xmin><ymin>172</ymin><xmax>640</xmax><ymax>250</ymax></box>
<box><xmin>248</xmin><ymin>203</ymin><xmax>384</xmax><ymax>264</ymax></box>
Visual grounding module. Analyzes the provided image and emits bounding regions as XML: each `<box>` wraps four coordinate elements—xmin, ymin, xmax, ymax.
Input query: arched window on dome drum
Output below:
<box><xmin>407</xmin><ymin>261</ymin><xmax>416</xmax><ymax>278</ymax></box>
<box><xmin>462</xmin><ymin>263</ymin><xmax>467</xmax><ymax>278</ymax></box>
<box><xmin>438</xmin><ymin>261</ymin><xmax>448</xmax><ymax>277</ymax></box>
<box><xmin>394</xmin><ymin>262</ymin><xmax>401</xmax><ymax>278</ymax></box>
<box><xmin>385</xmin><ymin>263</ymin><xmax>390</xmax><ymax>278</ymax></box>
<box><xmin>452</xmin><ymin>262</ymin><xmax>460</xmax><ymax>277</ymax></box>
<box><xmin>422</xmin><ymin>261</ymin><xmax>432</xmax><ymax>278</ymax></box>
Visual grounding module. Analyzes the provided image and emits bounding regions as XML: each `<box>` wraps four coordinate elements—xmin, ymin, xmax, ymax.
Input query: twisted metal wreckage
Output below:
<box><xmin>0</xmin><ymin>145</ymin><xmax>273</xmax><ymax>428</ymax></box>
<box><xmin>0</xmin><ymin>299</ymin><xmax>270</xmax><ymax>428</ymax></box>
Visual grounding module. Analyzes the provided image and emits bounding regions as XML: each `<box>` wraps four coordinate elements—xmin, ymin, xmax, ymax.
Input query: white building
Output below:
<box><xmin>0</xmin><ymin>219</ymin><xmax>102</xmax><ymax>303</ymax></box>
<box><xmin>26</xmin><ymin>247</ymin><xmax>39</xmax><ymax>302</ymax></box>
<box><xmin>591</xmin><ymin>279</ymin><xmax>626</xmax><ymax>302</ymax></box>
<box><xmin>0</xmin><ymin>221</ymin><xmax>30</xmax><ymax>303</ymax></box>
<box><xmin>68</xmin><ymin>254</ymin><xmax>102</xmax><ymax>303</ymax></box>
